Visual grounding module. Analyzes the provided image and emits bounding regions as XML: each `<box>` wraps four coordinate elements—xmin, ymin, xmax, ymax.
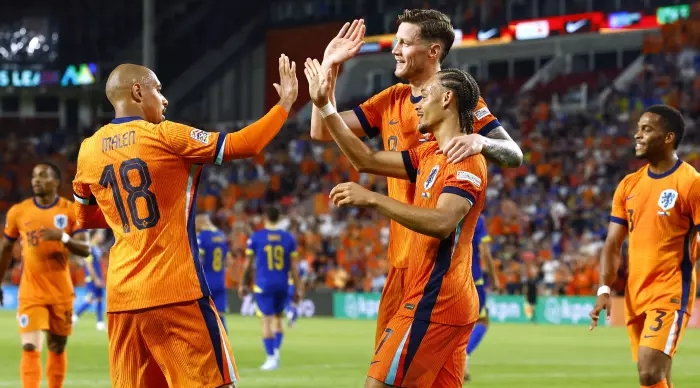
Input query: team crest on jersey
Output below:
<box><xmin>658</xmin><ymin>189</ymin><xmax>678</xmax><ymax>211</ymax></box>
<box><xmin>18</xmin><ymin>314</ymin><xmax>29</xmax><ymax>328</ymax></box>
<box><xmin>54</xmin><ymin>214</ymin><xmax>68</xmax><ymax>229</ymax></box>
<box><xmin>424</xmin><ymin>166</ymin><xmax>440</xmax><ymax>190</ymax></box>
<box><xmin>190</xmin><ymin>129</ymin><xmax>210</xmax><ymax>144</ymax></box>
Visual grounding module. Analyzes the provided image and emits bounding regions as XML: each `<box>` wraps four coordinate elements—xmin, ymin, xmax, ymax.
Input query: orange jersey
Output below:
<box><xmin>73</xmin><ymin>117</ymin><xmax>234</xmax><ymax>312</ymax></box>
<box><xmin>3</xmin><ymin>197</ymin><xmax>80</xmax><ymax>304</ymax></box>
<box><xmin>610</xmin><ymin>160</ymin><xmax>700</xmax><ymax>316</ymax></box>
<box><xmin>395</xmin><ymin>142</ymin><xmax>487</xmax><ymax>326</ymax></box>
<box><xmin>356</xmin><ymin>83</ymin><xmax>499</xmax><ymax>269</ymax></box>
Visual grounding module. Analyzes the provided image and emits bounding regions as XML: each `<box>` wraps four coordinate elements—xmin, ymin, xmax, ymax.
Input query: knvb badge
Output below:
<box><xmin>657</xmin><ymin>189</ymin><xmax>678</xmax><ymax>216</ymax></box>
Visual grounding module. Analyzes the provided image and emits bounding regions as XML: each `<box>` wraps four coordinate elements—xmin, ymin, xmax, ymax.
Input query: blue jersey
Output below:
<box><xmin>197</xmin><ymin>229</ymin><xmax>229</xmax><ymax>291</ymax></box>
<box><xmin>84</xmin><ymin>246</ymin><xmax>104</xmax><ymax>285</ymax></box>
<box><xmin>246</xmin><ymin>228</ymin><xmax>298</xmax><ymax>293</ymax></box>
<box><xmin>471</xmin><ymin>215</ymin><xmax>491</xmax><ymax>285</ymax></box>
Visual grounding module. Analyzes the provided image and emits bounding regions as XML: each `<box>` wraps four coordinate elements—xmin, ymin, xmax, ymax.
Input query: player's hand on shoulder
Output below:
<box><xmin>274</xmin><ymin>54</ymin><xmax>298</xmax><ymax>112</ymax></box>
<box><xmin>329</xmin><ymin>182</ymin><xmax>375</xmax><ymax>208</ymax></box>
<box><xmin>436</xmin><ymin>134</ymin><xmax>486</xmax><ymax>164</ymax></box>
<box><xmin>589</xmin><ymin>293</ymin><xmax>611</xmax><ymax>331</ymax></box>
<box><xmin>323</xmin><ymin>19</ymin><xmax>366</xmax><ymax>68</ymax></box>
<box><xmin>304</xmin><ymin>58</ymin><xmax>332</xmax><ymax>107</ymax></box>
<box><xmin>41</xmin><ymin>227</ymin><xmax>64</xmax><ymax>242</ymax></box>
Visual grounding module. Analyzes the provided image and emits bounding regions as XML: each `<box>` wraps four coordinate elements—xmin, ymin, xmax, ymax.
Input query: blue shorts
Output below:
<box><xmin>254</xmin><ymin>289</ymin><xmax>288</xmax><ymax>316</ymax></box>
<box><xmin>286</xmin><ymin>284</ymin><xmax>296</xmax><ymax>306</ymax></box>
<box><xmin>476</xmin><ymin>284</ymin><xmax>488</xmax><ymax>319</ymax></box>
<box><xmin>86</xmin><ymin>283</ymin><xmax>104</xmax><ymax>299</ymax></box>
<box><xmin>211</xmin><ymin>288</ymin><xmax>228</xmax><ymax>312</ymax></box>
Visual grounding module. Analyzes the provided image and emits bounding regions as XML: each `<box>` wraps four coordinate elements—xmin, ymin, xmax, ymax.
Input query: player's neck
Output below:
<box><xmin>264</xmin><ymin>221</ymin><xmax>281</xmax><ymax>230</ymax></box>
<box><xmin>113</xmin><ymin>103</ymin><xmax>145</xmax><ymax>120</ymax></box>
<box><xmin>647</xmin><ymin>152</ymin><xmax>679</xmax><ymax>175</ymax></box>
<box><xmin>432</xmin><ymin>117</ymin><xmax>461</xmax><ymax>149</ymax></box>
<box><xmin>408</xmin><ymin>68</ymin><xmax>437</xmax><ymax>97</ymax></box>
<box><xmin>34</xmin><ymin>193</ymin><xmax>58</xmax><ymax>207</ymax></box>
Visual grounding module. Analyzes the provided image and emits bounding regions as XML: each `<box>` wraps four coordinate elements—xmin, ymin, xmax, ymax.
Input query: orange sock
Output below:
<box><xmin>642</xmin><ymin>380</ymin><xmax>669</xmax><ymax>388</ymax></box>
<box><xmin>20</xmin><ymin>350</ymin><xmax>42</xmax><ymax>388</ymax></box>
<box><xmin>46</xmin><ymin>351</ymin><xmax>67</xmax><ymax>388</ymax></box>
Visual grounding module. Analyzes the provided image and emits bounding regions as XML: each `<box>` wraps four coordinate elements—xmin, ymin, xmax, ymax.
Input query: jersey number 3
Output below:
<box><xmin>100</xmin><ymin>158</ymin><xmax>161</xmax><ymax>233</ymax></box>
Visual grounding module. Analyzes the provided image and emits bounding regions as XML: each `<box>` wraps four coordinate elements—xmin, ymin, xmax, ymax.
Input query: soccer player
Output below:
<box><xmin>311</xmin><ymin>12</ymin><xmax>522</xmax><ymax>348</ymax></box>
<box><xmin>464</xmin><ymin>214</ymin><xmax>500</xmax><ymax>381</ymax></box>
<box><xmin>197</xmin><ymin>213</ymin><xmax>232</xmax><ymax>333</ymax></box>
<box><xmin>239</xmin><ymin>206</ymin><xmax>303</xmax><ymax>371</ymax></box>
<box><xmin>71</xmin><ymin>56</ymin><xmax>298</xmax><ymax>387</ymax></box>
<box><xmin>73</xmin><ymin>229</ymin><xmax>107</xmax><ymax>331</ymax></box>
<box><xmin>0</xmin><ymin>162</ymin><xmax>90</xmax><ymax>388</ymax></box>
<box><xmin>307</xmin><ymin>59</ymin><xmax>486</xmax><ymax>387</ymax></box>
<box><xmin>590</xmin><ymin>105</ymin><xmax>699</xmax><ymax>388</ymax></box>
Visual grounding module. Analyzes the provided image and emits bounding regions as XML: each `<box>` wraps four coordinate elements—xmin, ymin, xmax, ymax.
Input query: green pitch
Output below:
<box><xmin>0</xmin><ymin>311</ymin><xmax>698</xmax><ymax>387</ymax></box>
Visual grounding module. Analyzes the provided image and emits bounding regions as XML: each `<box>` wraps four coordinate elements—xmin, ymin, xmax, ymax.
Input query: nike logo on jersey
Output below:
<box><xmin>389</xmin><ymin>119</ymin><xmax>399</xmax><ymax>125</ymax></box>
<box><xmin>643</xmin><ymin>335</ymin><xmax>657</xmax><ymax>339</ymax></box>
<box><xmin>625</xmin><ymin>195</ymin><xmax>637</xmax><ymax>201</ymax></box>
<box><xmin>370</xmin><ymin>360</ymin><xmax>381</xmax><ymax>365</ymax></box>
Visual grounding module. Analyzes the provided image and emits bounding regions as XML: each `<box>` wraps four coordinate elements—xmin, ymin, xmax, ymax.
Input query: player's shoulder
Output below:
<box><xmin>413</xmin><ymin>141</ymin><xmax>439</xmax><ymax>158</ymax></box>
<box><xmin>8</xmin><ymin>197</ymin><xmax>34</xmax><ymax>213</ymax></box>
<box><xmin>619</xmin><ymin>165</ymin><xmax>647</xmax><ymax>188</ymax></box>
<box><xmin>372</xmin><ymin>83</ymin><xmax>411</xmax><ymax>101</ymax></box>
<box><xmin>56</xmin><ymin>196</ymin><xmax>75</xmax><ymax>210</ymax></box>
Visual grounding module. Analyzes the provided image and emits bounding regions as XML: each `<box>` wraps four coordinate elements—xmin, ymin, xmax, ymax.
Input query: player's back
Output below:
<box><xmin>74</xmin><ymin>118</ymin><xmax>221</xmax><ymax>312</ymax></box>
<box><xmin>398</xmin><ymin>142</ymin><xmax>487</xmax><ymax>326</ymax></box>
<box><xmin>612</xmin><ymin>160</ymin><xmax>700</xmax><ymax>316</ymax></box>
<box><xmin>85</xmin><ymin>245</ymin><xmax>104</xmax><ymax>284</ymax></box>
<box><xmin>5</xmin><ymin>197</ymin><xmax>77</xmax><ymax>304</ymax></box>
<box><xmin>198</xmin><ymin>228</ymin><xmax>229</xmax><ymax>291</ymax></box>
<box><xmin>247</xmin><ymin>228</ymin><xmax>296</xmax><ymax>293</ymax></box>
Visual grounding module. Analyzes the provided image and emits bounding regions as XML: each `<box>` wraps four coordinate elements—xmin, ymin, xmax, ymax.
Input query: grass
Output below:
<box><xmin>0</xmin><ymin>311</ymin><xmax>698</xmax><ymax>387</ymax></box>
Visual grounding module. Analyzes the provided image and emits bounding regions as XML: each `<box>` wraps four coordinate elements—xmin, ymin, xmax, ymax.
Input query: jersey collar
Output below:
<box><xmin>111</xmin><ymin>116</ymin><xmax>144</xmax><ymax>124</ymax></box>
<box><xmin>410</xmin><ymin>94</ymin><xmax>422</xmax><ymax>104</ymax></box>
<box><xmin>34</xmin><ymin>196</ymin><xmax>59</xmax><ymax>209</ymax></box>
<box><xmin>647</xmin><ymin>159</ymin><xmax>682</xmax><ymax>179</ymax></box>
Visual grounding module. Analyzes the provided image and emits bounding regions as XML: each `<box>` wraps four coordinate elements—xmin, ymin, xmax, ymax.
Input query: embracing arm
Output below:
<box><xmin>482</xmin><ymin>127</ymin><xmax>523</xmax><ymax>168</ymax></box>
<box><xmin>65</xmin><ymin>230</ymin><xmax>90</xmax><ymax>257</ymax></box>
<box><xmin>370</xmin><ymin>192</ymin><xmax>472</xmax><ymax>240</ymax></box>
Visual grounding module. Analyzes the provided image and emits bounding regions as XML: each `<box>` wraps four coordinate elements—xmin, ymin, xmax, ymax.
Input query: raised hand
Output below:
<box><xmin>274</xmin><ymin>54</ymin><xmax>298</xmax><ymax>112</ymax></box>
<box><xmin>323</xmin><ymin>19</ymin><xmax>366</xmax><ymax>68</ymax></box>
<box><xmin>304</xmin><ymin>58</ymin><xmax>332</xmax><ymax>107</ymax></box>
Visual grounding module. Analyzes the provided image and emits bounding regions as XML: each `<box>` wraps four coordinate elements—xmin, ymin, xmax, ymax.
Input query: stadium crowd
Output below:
<box><xmin>2</xmin><ymin>11</ymin><xmax>700</xmax><ymax>299</ymax></box>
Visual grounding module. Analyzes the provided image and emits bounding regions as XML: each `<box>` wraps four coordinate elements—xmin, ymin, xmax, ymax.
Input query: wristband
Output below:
<box><xmin>318</xmin><ymin>101</ymin><xmax>336</xmax><ymax>118</ymax></box>
<box><xmin>597</xmin><ymin>285</ymin><xmax>611</xmax><ymax>296</ymax></box>
<box><xmin>61</xmin><ymin>233</ymin><xmax>70</xmax><ymax>244</ymax></box>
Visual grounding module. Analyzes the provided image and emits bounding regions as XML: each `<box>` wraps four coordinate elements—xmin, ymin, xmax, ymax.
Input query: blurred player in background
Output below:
<box><xmin>240</xmin><ymin>206</ymin><xmax>303</xmax><ymax>371</ymax></box>
<box><xmin>73</xmin><ymin>229</ymin><xmax>107</xmax><ymax>331</ymax></box>
<box><xmin>590</xmin><ymin>105</ymin><xmax>699</xmax><ymax>388</ymax></box>
<box><xmin>0</xmin><ymin>162</ymin><xmax>90</xmax><ymax>388</ymax></box>
<box><xmin>197</xmin><ymin>213</ymin><xmax>233</xmax><ymax>332</ymax></box>
<box><xmin>311</xmin><ymin>12</ymin><xmax>522</xmax><ymax>350</ymax></box>
<box><xmin>464</xmin><ymin>215</ymin><xmax>500</xmax><ymax>382</ymax></box>
<box><xmin>72</xmin><ymin>56</ymin><xmax>298</xmax><ymax>387</ymax></box>
<box><xmin>307</xmin><ymin>58</ymin><xmax>486</xmax><ymax>387</ymax></box>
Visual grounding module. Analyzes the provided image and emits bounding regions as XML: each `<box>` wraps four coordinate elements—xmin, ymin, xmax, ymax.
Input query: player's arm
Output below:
<box><xmin>480</xmin><ymin>238</ymin><xmax>500</xmax><ymax>290</ymax></box>
<box><xmin>42</xmin><ymin>229</ymin><xmax>90</xmax><ymax>257</ymax></box>
<box><xmin>73</xmin><ymin>148</ymin><xmax>110</xmax><ymax>230</ymax></box>
<box><xmin>83</xmin><ymin>252</ymin><xmax>103</xmax><ymax>286</ymax></box>
<box><xmin>0</xmin><ymin>205</ymin><xmax>19</xmax><ymax>287</ymax></box>
<box><xmin>331</xmin><ymin>182</ymin><xmax>472</xmax><ymax>240</ymax></box>
<box><xmin>289</xmin><ymin>251</ymin><xmax>304</xmax><ymax>301</ymax></box>
<box><xmin>590</xmin><ymin>180</ymin><xmax>629</xmax><ymax>330</ymax></box>
<box><xmin>239</xmin><ymin>241</ymin><xmax>255</xmax><ymax>297</ymax></box>
<box><xmin>322</xmin><ymin>112</ymin><xmax>409</xmax><ymax>179</ymax></box>
<box><xmin>309</xmin><ymin>75</ymin><xmax>368</xmax><ymax>142</ymax></box>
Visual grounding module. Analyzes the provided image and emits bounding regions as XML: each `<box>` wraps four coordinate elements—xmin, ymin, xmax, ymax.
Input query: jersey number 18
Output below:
<box><xmin>100</xmin><ymin>158</ymin><xmax>161</xmax><ymax>233</ymax></box>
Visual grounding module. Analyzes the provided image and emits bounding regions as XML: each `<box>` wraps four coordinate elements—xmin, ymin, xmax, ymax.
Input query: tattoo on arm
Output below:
<box><xmin>483</xmin><ymin>127</ymin><xmax>523</xmax><ymax>168</ymax></box>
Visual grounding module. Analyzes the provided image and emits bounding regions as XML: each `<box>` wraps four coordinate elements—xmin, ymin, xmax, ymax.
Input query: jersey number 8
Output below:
<box><xmin>100</xmin><ymin>158</ymin><xmax>161</xmax><ymax>233</ymax></box>
<box><xmin>264</xmin><ymin>245</ymin><xmax>284</xmax><ymax>271</ymax></box>
<box><xmin>212</xmin><ymin>247</ymin><xmax>223</xmax><ymax>272</ymax></box>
